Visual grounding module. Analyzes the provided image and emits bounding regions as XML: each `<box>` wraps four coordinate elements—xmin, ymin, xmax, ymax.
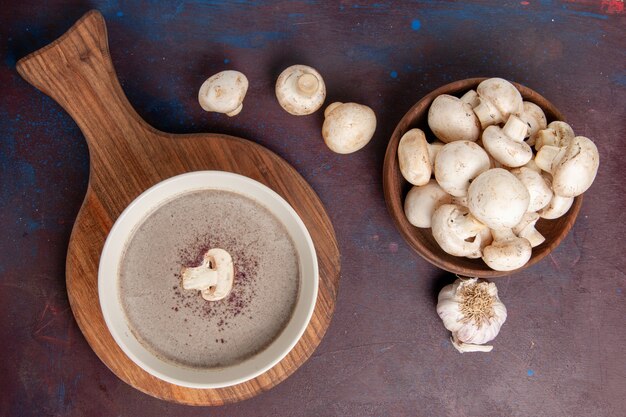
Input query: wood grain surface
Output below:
<box><xmin>16</xmin><ymin>10</ymin><xmax>340</xmax><ymax>405</ymax></box>
<box><xmin>383</xmin><ymin>77</ymin><xmax>582</xmax><ymax>278</ymax></box>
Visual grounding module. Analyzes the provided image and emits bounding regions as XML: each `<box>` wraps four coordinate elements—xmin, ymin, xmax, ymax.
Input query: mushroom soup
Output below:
<box><xmin>118</xmin><ymin>189</ymin><xmax>300</xmax><ymax>369</ymax></box>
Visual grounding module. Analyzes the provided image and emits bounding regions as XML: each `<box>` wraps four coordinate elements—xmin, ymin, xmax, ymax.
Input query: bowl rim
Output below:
<box><xmin>382</xmin><ymin>77</ymin><xmax>583</xmax><ymax>278</ymax></box>
<box><xmin>98</xmin><ymin>170</ymin><xmax>318</xmax><ymax>388</ymax></box>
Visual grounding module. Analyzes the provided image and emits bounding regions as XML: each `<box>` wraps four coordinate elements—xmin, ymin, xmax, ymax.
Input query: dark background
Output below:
<box><xmin>1</xmin><ymin>1</ymin><xmax>625</xmax><ymax>416</ymax></box>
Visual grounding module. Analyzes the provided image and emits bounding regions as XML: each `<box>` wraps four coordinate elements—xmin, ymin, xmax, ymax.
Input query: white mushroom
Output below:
<box><xmin>460</xmin><ymin>89</ymin><xmax>480</xmax><ymax>108</ymax></box>
<box><xmin>431</xmin><ymin>204</ymin><xmax>487</xmax><ymax>258</ymax></box>
<box><xmin>198</xmin><ymin>70</ymin><xmax>248</xmax><ymax>116</ymax></box>
<box><xmin>473</xmin><ymin>78</ymin><xmax>524</xmax><ymax>129</ymax></box>
<box><xmin>275</xmin><ymin>65</ymin><xmax>326</xmax><ymax>115</ymax></box>
<box><xmin>427</xmin><ymin>94</ymin><xmax>481</xmax><ymax>143</ymax></box>
<box><xmin>538</xmin><ymin>173</ymin><xmax>574</xmax><ymax>219</ymax></box>
<box><xmin>181</xmin><ymin>248</ymin><xmax>234</xmax><ymax>301</ymax></box>
<box><xmin>467</xmin><ymin>168</ymin><xmax>530</xmax><ymax>229</ymax></box>
<box><xmin>510</xmin><ymin>167</ymin><xmax>553</xmax><ymax>212</ymax></box>
<box><xmin>404</xmin><ymin>180</ymin><xmax>452</xmax><ymax>228</ymax></box>
<box><xmin>538</xmin><ymin>194</ymin><xmax>574</xmax><ymax>219</ymax></box>
<box><xmin>434</xmin><ymin>141</ymin><xmax>490</xmax><ymax>197</ymax></box>
<box><xmin>445</xmin><ymin>204</ymin><xmax>493</xmax><ymax>249</ymax></box>
<box><xmin>512</xmin><ymin>212</ymin><xmax>545</xmax><ymax>247</ymax></box>
<box><xmin>398</xmin><ymin>128</ymin><xmax>444</xmax><ymax>185</ymax></box>
<box><xmin>519</xmin><ymin>101</ymin><xmax>547</xmax><ymax>146</ymax></box>
<box><xmin>481</xmin><ymin>114</ymin><xmax>532</xmax><ymax>167</ymax></box>
<box><xmin>535</xmin><ymin>136</ymin><xmax>599</xmax><ymax>197</ymax></box>
<box><xmin>534</xmin><ymin>121</ymin><xmax>575</xmax><ymax>151</ymax></box>
<box><xmin>322</xmin><ymin>102</ymin><xmax>376</xmax><ymax>154</ymax></box>
<box><xmin>482</xmin><ymin>228</ymin><xmax>532</xmax><ymax>271</ymax></box>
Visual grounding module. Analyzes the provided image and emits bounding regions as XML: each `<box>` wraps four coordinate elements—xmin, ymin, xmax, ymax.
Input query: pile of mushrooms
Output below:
<box><xmin>400</xmin><ymin>78</ymin><xmax>600</xmax><ymax>271</ymax></box>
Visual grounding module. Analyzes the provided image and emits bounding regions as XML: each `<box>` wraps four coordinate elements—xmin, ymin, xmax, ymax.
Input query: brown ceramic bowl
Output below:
<box><xmin>383</xmin><ymin>78</ymin><xmax>582</xmax><ymax>278</ymax></box>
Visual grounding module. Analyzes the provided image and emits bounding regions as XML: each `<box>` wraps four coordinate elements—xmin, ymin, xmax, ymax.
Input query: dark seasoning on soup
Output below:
<box><xmin>118</xmin><ymin>189</ymin><xmax>300</xmax><ymax>369</ymax></box>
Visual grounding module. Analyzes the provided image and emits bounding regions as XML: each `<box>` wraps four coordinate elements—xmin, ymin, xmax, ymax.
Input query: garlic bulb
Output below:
<box><xmin>437</xmin><ymin>277</ymin><xmax>507</xmax><ymax>353</ymax></box>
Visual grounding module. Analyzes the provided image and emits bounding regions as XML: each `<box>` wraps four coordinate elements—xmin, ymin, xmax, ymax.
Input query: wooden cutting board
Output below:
<box><xmin>16</xmin><ymin>10</ymin><xmax>341</xmax><ymax>406</ymax></box>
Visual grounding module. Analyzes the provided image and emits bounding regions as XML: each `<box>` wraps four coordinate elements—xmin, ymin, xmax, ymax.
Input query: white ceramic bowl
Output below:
<box><xmin>98</xmin><ymin>171</ymin><xmax>318</xmax><ymax>388</ymax></box>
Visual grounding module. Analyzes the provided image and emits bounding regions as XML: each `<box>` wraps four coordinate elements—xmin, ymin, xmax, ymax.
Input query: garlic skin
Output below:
<box><xmin>437</xmin><ymin>277</ymin><xmax>507</xmax><ymax>353</ymax></box>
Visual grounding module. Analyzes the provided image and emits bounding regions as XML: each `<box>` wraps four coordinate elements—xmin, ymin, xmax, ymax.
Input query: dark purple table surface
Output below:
<box><xmin>1</xmin><ymin>1</ymin><xmax>625</xmax><ymax>416</ymax></box>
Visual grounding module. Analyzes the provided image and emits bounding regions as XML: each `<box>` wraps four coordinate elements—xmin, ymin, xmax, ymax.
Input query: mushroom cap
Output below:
<box><xmin>468</xmin><ymin>168</ymin><xmax>530</xmax><ymax>229</ymax></box>
<box><xmin>511</xmin><ymin>167</ymin><xmax>553</xmax><ymax>212</ymax></box>
<box><xmin>482</xmin><ymin>229</ymin><xmax>532</xmax><ymax>271</ymax></box>
<box><xmin>520</xmin><ymin>101</ymin><xmax>547</xmax><ymax>140</ymax></box>
<box><xmin>275</xmin><ymin>65</ymin><xmax>326</xmax><ymax>115</ymax></box>
<box><xmin>404</xmin><ymin>180</ymin><xmax>452</xmax><ymax>228</ymax></box>
<box><xmin>431</xmin><ymin>204</ymin><xmax>485</xmax><ymax>258</ymax></box>
<box><xmin>198</xmin><ymin>70</ymin><xmax>248</xmax><ymax>116</ymax></box>
<box><xmin>481</xmin><ymin>116</ymin><xmax>533</xmax><ymax>167</ymax></box>
<box><xmin>549</xmin><ymin>136</ymin><xmax>599</xmax><ymax>197</ymax></box>
<box><xmin>434</xmin><ymin>141</ymin><xmax>490</xmax><ymax>197</ymax></box>
<box><xmin>538</xmin><ymin>194</ymin><xmax>574</xmax><ymax>219</ymax></box>
<box><xmin>200</xmin><ymin>248</ymin><xmax>234</xmax><ymax>301</ymax></box>
<box><xmin>398</xmin><ymin>128</ymin><xmax>432</xmax><ymax>186</ymax></box>
<box><xmin>535</xmin><ymin>121</ymin><xmax>574</xmax><ymax>151</ymax></box>
<box><xmin>473</xmin><ymin>78</ymin><xmax>524</xmax><ymax>128</ymax></box>
<box><xmin>427</xmin><ymin>94</ymin><xmax>481</xmax><ymax>143</ymax></box>
<box><xmin>512</xmin><ymin>212</ymin><xmax>545</xmax><ymax>248</ymax></box>
<box><xmin>322</xmin><ymin>102</ymin><xmax>376</xmax><ymax>154</ymax></box>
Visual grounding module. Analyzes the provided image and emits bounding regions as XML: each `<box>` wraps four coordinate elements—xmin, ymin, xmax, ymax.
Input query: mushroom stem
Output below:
<box><xmin>473</xmin><ymin>98</ymin><xmax>501</xmax><ymax>128</ymax></box>
<box><xmin>501</xmin><ymin>115</ymin><xmax>528</xmax><ymax>142</ymax></box>
<box><xmin>182</xmin><ymin>268</ymin><xmax>218</xmax><ymax>290</ymax></box>
<box><xmin>534</xmin><ymin>145</ymin><xmax>562</xmax><ymax>172</ymax></box>
<box><xmin>297</xmin><ymin>73</ymin><xmax>319</xmax><ymax>96</ymax></box>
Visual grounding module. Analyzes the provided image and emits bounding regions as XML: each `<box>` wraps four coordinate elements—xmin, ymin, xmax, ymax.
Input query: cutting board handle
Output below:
<box><xmin>16</xmin><ymin>10</ymin><xmax>153</xmax><ymax>150</ymax></box>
